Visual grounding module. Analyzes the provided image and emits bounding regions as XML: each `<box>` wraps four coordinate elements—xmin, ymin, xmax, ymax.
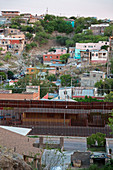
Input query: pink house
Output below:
<box><xmin>76</xmin><ymin>41</ymin><xmax>109</xmax><ymax>50</ymax></box>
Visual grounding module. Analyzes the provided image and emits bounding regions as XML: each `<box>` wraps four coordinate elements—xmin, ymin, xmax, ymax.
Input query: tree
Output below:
<box><xmin>0</xmin><ymin>72</ymin><xmax>7</xmax><ymax>80</ymax></box>
<box><xmin>7</xmin><ymin>71</ymin><xmax>14</xmax><ymax>79</ymax></box>
<box><xmin>108</xmin><ymin>110</ymin><xmax>113</xmax><ymax>134</ymax></box>
<box><xmin>56</xmin><ymin>36</ymin><xmax>69</xmax><ymax>46</ymax></box>
<box><xmin>104</xmin><ymin>25</ymin><xmax>113</xmax><ymax>37</ymax></box>
<box><xmin>101</xmin><ymin>45</ymin><xmax>109</xmax><ymax>51</ymax></box>
<box><xmin>60</xmin><ymin>74</ymin><xmax>71</xmax><ymax>86</ymax></box>
<box><xmin>95</xmin><ymin>79</ymin><xmax>113</xmax><ymax>95</ymax></box>
<box><xmin>4</xmin><ymin>52</ymin><xmax>12</xmax><ymax>62</ymax></box>
<box><xmin>104</xmin><ymin>92</ymin><xmax>113</xmax><ymax>102</ymax></box>
<box><xmin>66</xmin><ymin>39</ymin><xmax>74</xmax><ymax>48</ymax></box>
<box><xmin>60</xmin><ymin>54</ymin><xmax>70</xmax><ymax>64</ymax></box>
<box><xmin>25</xmin><ymin>42</ymin><xmax>37</xmax><ymax>51</ymax></box>
<box><xmin>47</xmin><ymin>74</ymin><xmax>57</xmax><ymax>81</ymax></box>
<box><xmin>34</xmin><ymin>31</ymin><xmax>50</xmax><ymax>46</ymax></box>
<box><xmin>25</xmin><ymin>33</ymin><xmax>33</xmax><ymax>40</ymax></box>
<box><xmin>87</xmin><ymin>132</ymin><xmax>106</xmax><ymax>147</ymax></box>
<box><xmin>11</xmin><ymin>16</ymin><xmax>25</xmax><ymax>26</ymax></box>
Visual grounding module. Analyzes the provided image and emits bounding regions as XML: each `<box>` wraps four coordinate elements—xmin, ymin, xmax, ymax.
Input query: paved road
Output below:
<box><xmin>35</xmin><ymin>137</ymin><xmax>87</xmax><ymax>152</ymax></box>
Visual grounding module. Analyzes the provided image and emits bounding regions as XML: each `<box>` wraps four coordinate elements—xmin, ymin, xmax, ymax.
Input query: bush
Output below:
<box><xmin>87</xmin><ymin>132</ymin><xmax>106</xmax><ymax>147</ymax></box>
<box><xmin>0</xmin><ymin>63</ymin><xmax>3</xmax><ymax>66</ymax></box>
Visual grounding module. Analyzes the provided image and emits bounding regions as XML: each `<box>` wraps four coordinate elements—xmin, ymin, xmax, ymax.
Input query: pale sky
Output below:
<box><xmin>0</xmin><ymin>0</ymin><xmax>113</xmax><ymax>19</ymax></box>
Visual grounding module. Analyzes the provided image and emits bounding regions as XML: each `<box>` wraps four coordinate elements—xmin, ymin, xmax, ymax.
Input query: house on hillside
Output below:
<box><xmin>26</xmin><ymin>66</ymin><xmax>56</xmax><ymax>79</ymax></box>
<box><xmin>89</xmin><ymin>23</ymin><xmax>109</xmax><ymax>35</ymax></box>
<box><xmin>0</xmin><ymin>35</ymin><xmax>25</xmax><ymax>55</ymax></box>
<box><xmin>81</xmin><ymin>71</ymin><xmax>106</xmax><ymax>87</ymax></box>
<box><xmin>59</xmin><ymin>87</ymin><xmax>73</xmax><ymax>100</ymax></box>
<box><xmin>43</xmin><ymin>47</ymin><xmax>67</xmax><ymax>65</ymax></box>
<box><xmin>91</xmin><ymin>49</ymin><xmax>108</xmax><ymax>63</ymax></box>
<box><xmin>75</xmin><ymin>41</ymin><xmax>109</xmax><ymax>64</ymax></box>
<box><xmin>1</xmin><ymin>11</ymin><xmax>20</xmax><ymax>18</ymax></box>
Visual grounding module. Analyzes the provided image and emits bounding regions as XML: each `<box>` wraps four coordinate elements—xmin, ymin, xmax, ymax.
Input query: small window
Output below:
<box><xmin>96</xmin><ymin>53</ymin><xmax>98</xmax><ymax>56</ymax></box>
<box><xmin>64</xmin><ymin>91</ymin><xmax>67</xmax><ymax>95</ymax></box>
<box><xmin>11</xmin><ymin>30</ymin><xmax>13</xmax><ymax>33</ymax></box>
<box><xmin>93</xmin><ymin>74</ymin><xmax>96</xmax><ymax>77</ymax></box>
<box><xmin>31</xmin><ymin>69</ymin><xmax>34</xmax><ymax>72</ymax></box>
<box><xmin>100</xmin><ymin>76</ymin><xmax>102</xmax><ymax>78</ymax></box>
<box><xmin>27</xmin><ymin>69</ymin><xmax>29</xmax><ymax>72</ymax></box>
<box><xmin>45</xmin><ymin>56</ymin><xmax>47</xmax><ymax>58</ymax></box>
<box><xmin>50</xmin><ymin>56</ymin><xmax>52</xmax><ymax>58</ymax></box>
<box><xmin>56</xmin><ymin>56</ymin><xmax>58</xmax><ymax>58</ymax></box>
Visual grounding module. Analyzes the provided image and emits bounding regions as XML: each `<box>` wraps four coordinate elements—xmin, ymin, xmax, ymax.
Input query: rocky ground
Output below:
<box><xmin>0</xmin><ymin>146</ymin><xmax>32</xmax><ymax>170</ymax></box>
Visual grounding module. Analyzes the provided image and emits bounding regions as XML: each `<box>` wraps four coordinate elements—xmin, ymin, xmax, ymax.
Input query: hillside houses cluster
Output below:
<box><xmin>0</xmin><ymin>10</ymin><xmax>113</xmax><ymax>100</ymax></box>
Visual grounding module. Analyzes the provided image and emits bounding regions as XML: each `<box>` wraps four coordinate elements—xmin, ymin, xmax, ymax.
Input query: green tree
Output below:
<box><xmin>47</xmin><ymin>74</ymin><xmax>57</xmax><ymax>81</ymax></box>
<box><xmin>104</xmin><ymin>25</ymin><xmax>113</xmax><ymax>37</ymax></box>
<box><xmin>87</xmin><ymin>132</ymin><xmax>106</xmax><ymax>147</ymax></box>
<box><xmin>56</xmin><ymin>36</ymin><xmax>69</xmax><ymax>46</ymax></box>
<box><xmin>101</xmin><ymin>45</ymin><xmax>109</xmax><ymax>51</ymax></box>
<box><xmin>7</xmin><ymin>71</ymin><xmax>14</xmax><ymax>79</ymax></box>
<box><xmin>104</xmin><ymin>91</ymin><xmax>113</xmax><ymax>102</ymax></box>
<box><xmin>4</xmin><ymin>52</ymin><xmax>12</xmax><ymax>62</ymax></box>
<box><xmin>34</xmin><ymin>31</ymin><xmax>50</xmax><ymax>46</ymax></box>
<box><xmin>25</xmin><ymin>33</ymin><xmax>33</xmax><ymax>40</ymax></box>
<box><xmin>0</xmin><ymin>72</ymin><xmax>7</xmax><ymax>80</ymax></box>
<box><xmin>95</xmin><ymin>79</ymin><xmax>113</xmax><ymax>95</ymax></box>
<box><xmin>108</xmin><ymin>110</ymin><xmax>113</xmax><ymax>134</ymax></box>
<box><xmin>66</xmin><ymin>39</ymin><xmax>75</xmax><ymax>48</ymax></box>
<box><xmin>60</xmin><ymin>53</ymin><xmax>70</xmax><ymax>64</ymax></box>
<box><xmin>60</xmin><ymin>74</ymin><xmax>71</xmax><ymax>86</ymax></box>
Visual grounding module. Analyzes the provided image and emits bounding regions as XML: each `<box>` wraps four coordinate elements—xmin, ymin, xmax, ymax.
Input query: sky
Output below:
<box><xmin>0</xmin><ymin>0</ymin><xmax>113</xmax><ymax>19</ymax></box>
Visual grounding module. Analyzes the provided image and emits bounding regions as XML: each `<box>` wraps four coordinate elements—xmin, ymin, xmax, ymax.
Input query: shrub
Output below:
<box><xmin>87</xmin><ymin>132</ymin><xmax>106</xmax><ymax>147</ymax></box>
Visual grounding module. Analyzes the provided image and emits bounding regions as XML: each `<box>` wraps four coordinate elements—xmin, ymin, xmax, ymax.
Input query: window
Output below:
<box><xmin>27</xmin><ymin>69</ymin><xmax>29</xmax><ymax>72</ymax></box>
<box><xmin>45</xmin><ymin>56</ymin><xmax>47</xmax><ymax>58</ymax></box>
<box><xmin>100</xmin><ymin>76</ymin><xmax>102</xmax><ymax>78</ymax></box>
<box><xmin>92</xmin><ymin>53</ymin><xmax>94</xmax><ymax>56</ymax></box>
<box><xmin>61</xmin><ymin>49</ymin><xmax>63</xmax><ymax>52</ymax></box>
<box><xmin>11</xmin><ymin>30</ymin><xmax>13</xmax><ymax>33</ymax></box>
<box><xmin>50</xmin><ymin>56</ymin><xmax>52</xmax><ymax>58</ymax></box>
<box><xmin>31</xmin><ymin>69</ymin><xmax>34</xmax><ymax>72</ymax></box>
<box><xmin>96</xmin><ymin>53</ymin><xmax>98</xmax><ymax>56</ymax></box>
<box><xmin>64</xmin><ymin>91</ymin><xmax>67</xmax><ymax>95</ymax></box>
<box><xmin>103</xmin><ymin>53</ymin><xmax>106</xmax><ymax>56</ymax></box>
<box><xmin>56</xmin><ymin>56</ymin><xmax>58</xmax><ymax>58</ymax></box>
<box><xmin>84</xmin><ymin>46</ymin><xmax>86</xmax><ymax>48</ymax></box>
<box><xmin>93</xmin><ymin>74</ymin><xmax>96</xmax><ymax>77</ymax></box>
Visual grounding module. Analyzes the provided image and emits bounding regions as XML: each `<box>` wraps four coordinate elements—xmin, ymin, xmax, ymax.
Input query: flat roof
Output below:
<box><xmin>1</xmin><ymin>11</ymin><xmax>20</xmax><ymax>12</ymax></box>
